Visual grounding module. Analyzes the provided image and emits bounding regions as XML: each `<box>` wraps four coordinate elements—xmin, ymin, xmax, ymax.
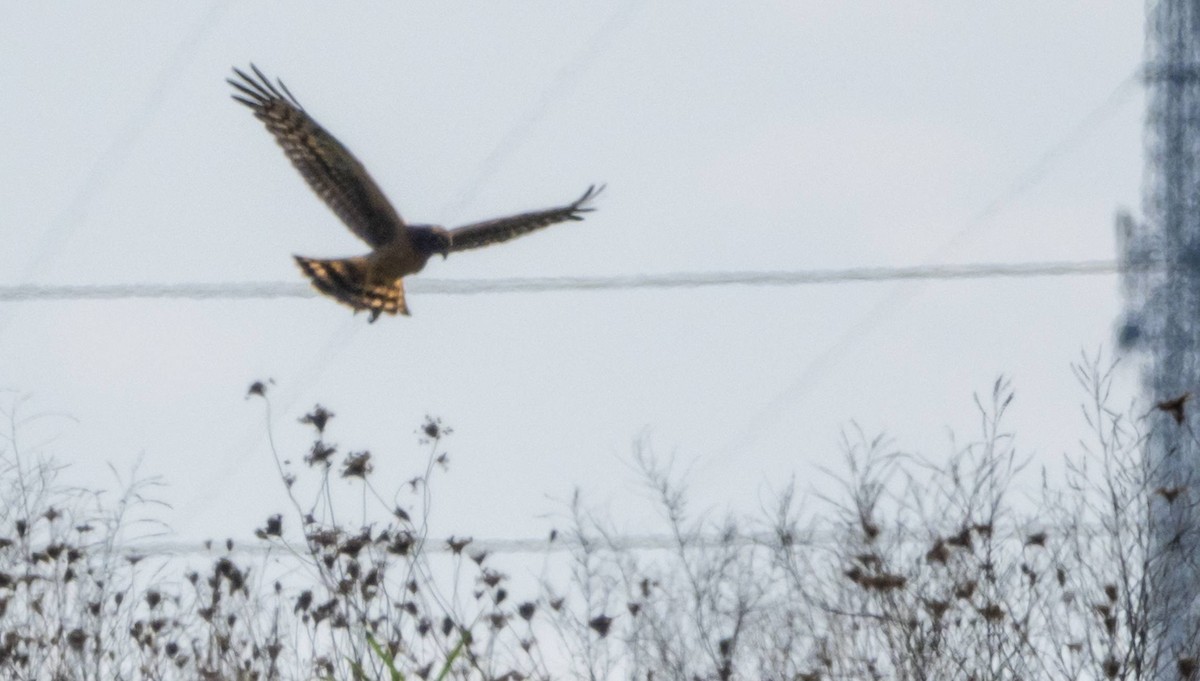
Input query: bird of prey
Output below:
<box><xmin>228</xmin><ymin>65</ymin><xmax>602</xmax><ymax>320</ymax></box>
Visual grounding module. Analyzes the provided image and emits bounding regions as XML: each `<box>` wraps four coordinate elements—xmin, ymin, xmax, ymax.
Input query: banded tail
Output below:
<box><xmin>294</xmin><ymin>255</ymin><xmax>409</xmax><ymax>321</ymax></box>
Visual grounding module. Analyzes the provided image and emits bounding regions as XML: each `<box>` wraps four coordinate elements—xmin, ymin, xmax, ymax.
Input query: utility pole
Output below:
<box><xmin>1118</xmin><ymin>0</ymin><xmax>1200</xmax><ymax>672</ymax></box>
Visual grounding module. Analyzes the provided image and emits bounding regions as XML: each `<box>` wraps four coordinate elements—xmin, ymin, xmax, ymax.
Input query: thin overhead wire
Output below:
<box><xmin>246</xmin><ymin>0</ymin><xmax>645</xmax><ymax>425</ymax></box>
<box><xmin>172</xmin><ymin>317</ymin><xmax>362</xmax><ymax>534</ymax></box>
<box><xmin>966</xmin><ymin>69</ymin><xmax>1142</xmax><ymax>228</ymax></box>
<box><xmin>15</xmin><ymin>2</ymin><xmax>232</xmax><ymax>284</ymax></box>
<box><xmin>266</xmin><ymin>0</ymin><xmax>643</xmax><ymax>417</ymax></box>
<box><xmin>174</xmin><ymin>2</ymin><xmax>646</xmax><ymax>533</ymax></box>
<box><xmin>0</xmin><ymin>1</ymin><xmax>232</xmax><ymax>337</ymax></box>
<box><xmin>440</xmin><ymin>0</ymin><xmax>644</xmax><ymax>223</ymax></box>
<box><xmin>111</xmin><ymin>522</ymin><xmax>1119</xmax><ymax>558</ymax></box>
<box><xmin>707</xmin><ymin>70</ymin><xmax>1144</xmax><ymax>465</ymax></box>
<box><xmin>123</xmin><ymin>533</ymin><xmax>698</xmax><ymax>558</ymax></box>
<box><xmin>0</xmin><ymin>260</ymin><xmax>1126</xmax><ymax>304</ymax></box>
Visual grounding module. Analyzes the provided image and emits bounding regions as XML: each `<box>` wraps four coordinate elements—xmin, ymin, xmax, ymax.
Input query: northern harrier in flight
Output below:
<box><xmin>229</xmin><ymin>65</ymin><xmax>602</xmax><ymax>320</ymax></box>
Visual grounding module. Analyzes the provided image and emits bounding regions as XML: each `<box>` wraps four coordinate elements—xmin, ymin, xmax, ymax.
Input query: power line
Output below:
<box><xmin>967</xmin><ymin>69</ymin><xmax>1142</xmax><ymax>227</ymax></box>
<box><xmin>440</xmin><ymin>0</ymin><xmax>644</xmax><ymax>223</ymax></box>
<box><xmin>0</xmin><ymin>1</ymin><xmax>232</xmax><ymax>338</ymax></box>
<box><xmin>110</xmin><ymin>522</ymin><xmax>1121</xmax><ymax>558</ymax></box>
<box><xmin>706</xmin><ymin>70</ymin><xmax>1144</xmax><ymax>466</ymax></box>
<box><xmin>0</xmin><ymin>260</ymin><xmax>1126</xmax><ymax>304</ymax></box>
<box><xmin>173</xmin><ymin>2</ymin><xmax>646</xmax><ymax>535</ymax></box>
<box><xmin>13</xmin><ymin>2</ymin><xmax>232</xmax><ymax>285</ymax></box>
<box><xmin>124</xmin><ymin>533</ymin><xmax>691</xmax><ymax>558</ymax></box>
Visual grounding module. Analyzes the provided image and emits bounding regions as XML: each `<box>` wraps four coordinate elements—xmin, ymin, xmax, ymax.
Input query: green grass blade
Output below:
<box><xmin>366</xmin><ymin>633</ymin><xmax>405</xmax><ymax>681</ymax></box>
<box><xmin>433</xmin><ymin>637</ymin><xmax>465</xmax><ymax>681</ymax></box>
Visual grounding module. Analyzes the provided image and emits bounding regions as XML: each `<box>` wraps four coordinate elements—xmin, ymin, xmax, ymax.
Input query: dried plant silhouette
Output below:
<box><xmin>536</xmin><ymin>357</ymin><xmax>1200</xmax><ymax>681</ymax></box>
<box><xmin>0</xmin><ymin>355</ymin><xmax>1194</xmax><ymax>679</ymax></box>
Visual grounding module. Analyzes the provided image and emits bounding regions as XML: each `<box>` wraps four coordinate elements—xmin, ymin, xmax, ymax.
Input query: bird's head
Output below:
<box><xmin>409</xmin><ymin>225</ymin><xmax>451</xmax><ymax>259</ymax></box>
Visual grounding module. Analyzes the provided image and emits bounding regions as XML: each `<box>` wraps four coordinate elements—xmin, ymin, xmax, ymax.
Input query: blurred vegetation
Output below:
<box><xmin>0</xmin><ymin>354</ymin><xmax>1193</xmax><ymax>679</ymax></box>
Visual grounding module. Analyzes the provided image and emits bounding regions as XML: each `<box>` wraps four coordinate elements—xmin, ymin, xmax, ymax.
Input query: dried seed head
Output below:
<box><xmin>294</xmin><ymin>591</ymin><xmax>313</xmax><ymax>613</ymax></box>
<box><xmin>299</xmin><ymin>405</ymin><xmax>334</xmax><ymax>433</ymax></box>
<box><xmin>954</xmin><ymin>580</ymin><xmax>977</xmax><ymax>600</ymax></box>
<box><xmin>306</xmin><ymin>441</ymin><xmax>336</xmax><ymax>466</ymax></box>
<box><xmin>66</xmin><ymin>628</ymin><xmax>87</xmax><ymax>652</ymax></box>
<box><xmin>946</xmin><ymin>527</ymin><xmax>972</xmax><ymax>550</ymax></box>
<box><xmin>977</xmin><ymin>603</ymin><xmax>1004</xmax><ymax>622</ymax></box>
<box><xmin>422</xmin><ymin>417</ymin><xmax>441</xmax><ymax>439</ymax></box>
<box><xmin>860</xmin><ymin>519</ymin><xmax>881</xmax><ymax>541</ymax></box>
<box><xmin>926</xmin><ymin>540</ymin><xmax>950</xmax><ymax>565</ymax></box>
<box><xmin>1156</xmin><ymin>392</ymin><xmax>1190</xmax><ymax>424</ymax></box>
<box><xmin>588</xmin><ymin>614</ymin><xmax>613</xmax><ymax>638</ymax></box>
<box><xmin>923</xmin><ymin>599</ymin><xmax>950</xmax><ymax>619</ymax></box>
<box><xmin>341</xmin><ymin>451</ymin><xmax>372</xmax><ymax>479</ymax></box>
<box><xmin>1157</xmin><ymin>486</ymin><xmax>1185</xmax><ymax>503</ymax></box>
<box><xmin>518</xmin><ymin>602</ymin><xmax>536</xmax><ymax>621</ymax></box>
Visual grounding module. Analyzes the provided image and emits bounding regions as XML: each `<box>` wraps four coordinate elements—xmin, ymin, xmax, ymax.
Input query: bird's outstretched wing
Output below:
<box><xmin>446</xmin><ymin>185</ymin><xmax>603</xmax><ymax>253</ymax></box>
<box><xmin>229</xmin><ymin>65</ymin><xmax>408</xmax><ymax>250</ymax></box>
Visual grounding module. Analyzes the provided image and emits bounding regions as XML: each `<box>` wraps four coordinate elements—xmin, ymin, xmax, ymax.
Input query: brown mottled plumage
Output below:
<box><xmin>229</xmin><ymin>65</ymin><xmax>602</xmax><ymax>320</ymax></box>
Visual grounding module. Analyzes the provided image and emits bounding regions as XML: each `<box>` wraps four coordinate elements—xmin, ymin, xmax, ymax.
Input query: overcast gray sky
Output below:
<box><xmin>0</xmin><ymin>3</ymin><xmax>1145</xmax><ymax>545</ymax></box>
